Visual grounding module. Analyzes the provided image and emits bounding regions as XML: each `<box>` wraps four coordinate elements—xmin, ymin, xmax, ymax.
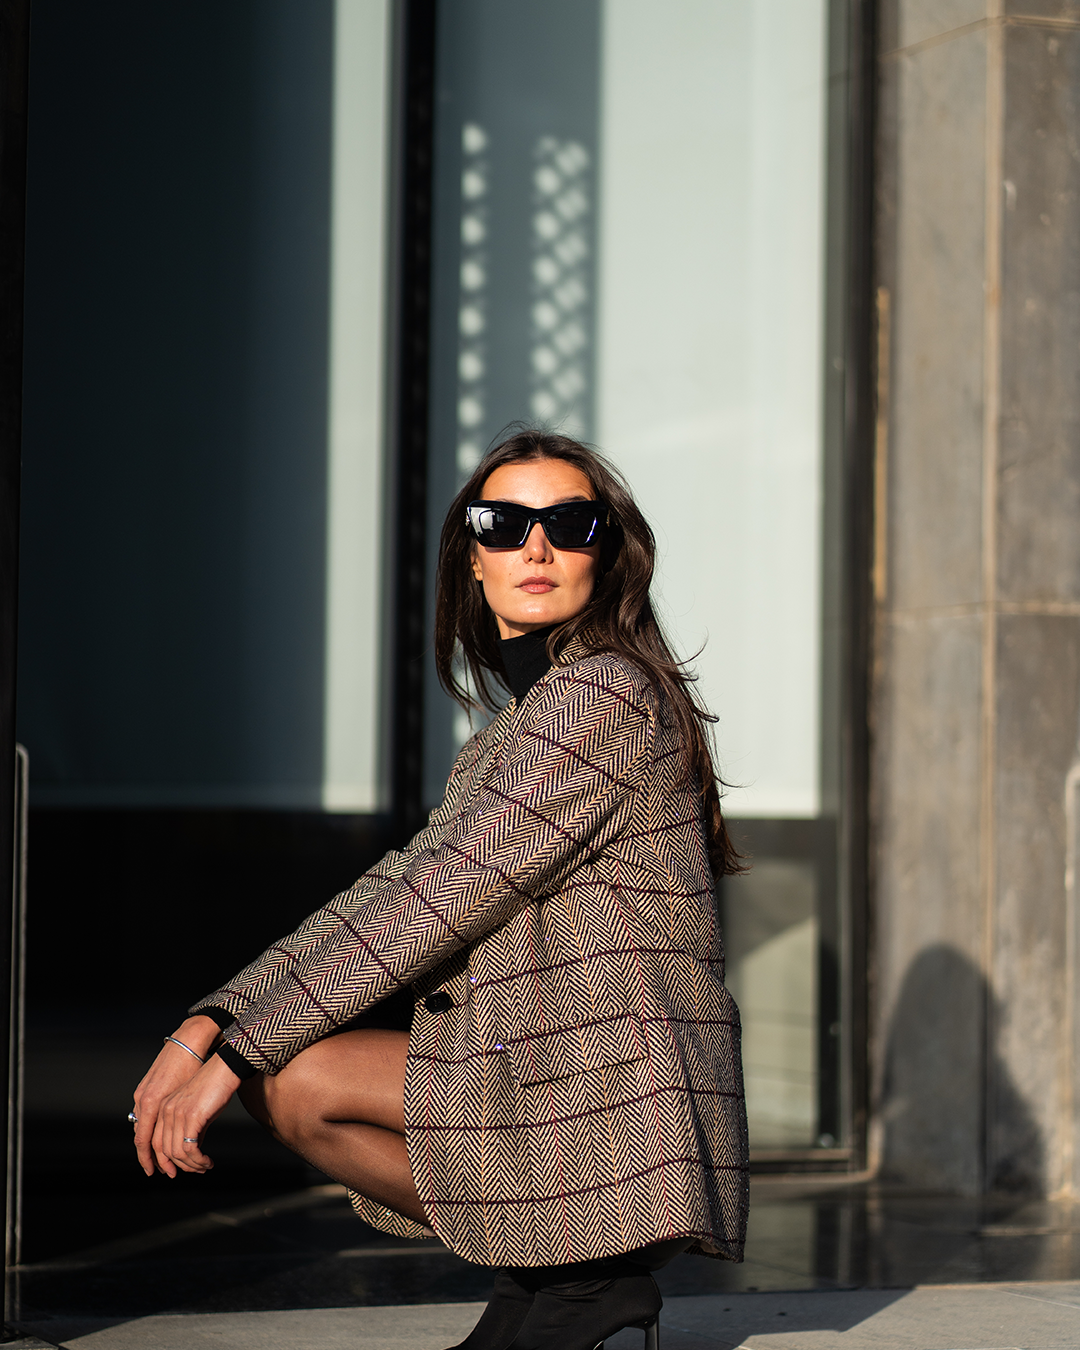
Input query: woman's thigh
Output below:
<box><xmin>241</xmin><ymin>1029</ymin><xmax>409</xmax><ymax>1136</ymax></box>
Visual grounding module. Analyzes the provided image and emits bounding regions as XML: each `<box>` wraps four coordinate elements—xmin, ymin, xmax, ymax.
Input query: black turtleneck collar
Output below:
<box><xmin>500</xmin><ymin>626</ymin><xmax>556</xmax><ymax>702</ymax></box>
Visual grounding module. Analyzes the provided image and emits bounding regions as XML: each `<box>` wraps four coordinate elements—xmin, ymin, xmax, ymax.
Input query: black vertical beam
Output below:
<box><xmin>0</xmin><ymin>0</ymin><xmax>29</xmax><ymax>1330</ymax></box>
<box><xmin>385</xmin><ymin>0</ymin><xmax>436</xmax><ymax>840</ymax></box>
<box><xmin>841</xmin><ymin>0</ymin><xmax>878</xmax><ymax>1170</ymax></box>
<box><xmin>5</xmin><ymin>745</ymin><xmax>25</xmax><ymax>1323</ymax></box>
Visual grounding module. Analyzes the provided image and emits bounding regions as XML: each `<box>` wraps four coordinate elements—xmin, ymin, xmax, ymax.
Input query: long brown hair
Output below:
<box><xmin>434</xmin><ymin>428</ymin><xmax>743</xmax><ymax>878</ymax></box>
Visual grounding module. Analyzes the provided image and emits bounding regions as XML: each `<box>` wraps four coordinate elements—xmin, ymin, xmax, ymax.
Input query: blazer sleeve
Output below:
<box><xmin>216</xmin><ymin>660</ymin><xmax>653</xmax><ymax>1074</ymax></box>
<box><xmin>188</xmin><ymin>728</ymin><xmax>490</xmax><ymax>1025</ymax></box>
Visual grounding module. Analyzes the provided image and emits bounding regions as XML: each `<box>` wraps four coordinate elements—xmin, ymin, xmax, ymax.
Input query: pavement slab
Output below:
<box><xmin>13</xmin><ymin>1304</ymin><xmax>483</xmax><ymax>1350</ymax></box>
<box><xmin>15</xmin><ymin>1281</ymin><xmax>1080</xmax><ymax>1350</ymax></box>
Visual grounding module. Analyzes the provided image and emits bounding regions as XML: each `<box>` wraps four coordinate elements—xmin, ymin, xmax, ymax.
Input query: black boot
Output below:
<box><xmin>445</xmin><ymin>1268</ymin><xmax>539</xmax><ymax>1350</ymax></box>
<box><xmin>504</xmin><ymin>1257</ymin><xmax>662</xmax><ymax>1350</ymax></box>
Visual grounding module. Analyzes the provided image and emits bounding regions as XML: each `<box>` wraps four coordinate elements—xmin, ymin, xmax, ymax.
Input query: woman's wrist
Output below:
<box><xmin>214</xmin><ymin>1039</ymin><xmax>259</xmax><ymax>1081</ymax></box>
<box><xmin>173</xmin><ymin>1015</ymin><xmax>225</xmax><ymax>1059</ymax></box>
<box><xmin>204</xmin><ymin>1049</ymin><xmax>243</xmax><ymax>1091</ymax></box>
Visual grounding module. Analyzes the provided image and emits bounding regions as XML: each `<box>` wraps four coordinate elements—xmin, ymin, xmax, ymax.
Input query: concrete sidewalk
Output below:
<box><xmin>14</xmin><ymin>1282</ymin><xmax>1080</xmax><ymax>1350</ymax></box>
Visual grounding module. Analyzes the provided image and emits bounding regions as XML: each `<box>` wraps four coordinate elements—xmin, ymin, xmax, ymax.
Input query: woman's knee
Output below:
<box><xmin>238</xmin><ymin>1071</ymin><xmax>310</xmax><ymax>1150</ymax></box>
<box><xmin>257</xmin><ymin>1040</ymin><xmax>340</xmax><ymax>1144</ymax></box>
<box><xmin>243</xmin><ymin>1029</ymin><xmax>408</xmax><ymax>1148</ymax></box>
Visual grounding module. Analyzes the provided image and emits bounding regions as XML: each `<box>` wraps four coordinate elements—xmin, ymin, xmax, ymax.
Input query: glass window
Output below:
<box><xmin>18</xmin><ymin>0</ymin><xmax>392</xmax><ymax>813</ymax></box>
<box><xmin>425</xmin><ymin>0</ymin><xmax>845</xmax><ymax>1155</ymax></box>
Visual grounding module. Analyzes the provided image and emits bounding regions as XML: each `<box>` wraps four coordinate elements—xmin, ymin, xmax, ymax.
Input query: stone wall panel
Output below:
<box><xmin>873</xmin><ymin>612</ymin><xmax>985</xmax><ymax>1191</ymax></box>
<box><xmin>991</xmin><ymin>613</ymin><xmax>1080</xmax><ymax>1192</ymax></box>
<box><xmin>999</xmin><ymin>22</ymin><xmax>1080</xmax><ymax>603</ymax></box>
<box><xmin>883</xmin><ymin>0</ymin><xmax>990</xmax><ymax>56</ymax></box>
<box><xmin>888</xmin><ymin>31</ymin><xmax>988</xmax><ymax>611</ymax></box>
<box><xmin>1005</xmin><ymin>1</ymin><xmax>1080</xmax><ymax>21</ymax></box>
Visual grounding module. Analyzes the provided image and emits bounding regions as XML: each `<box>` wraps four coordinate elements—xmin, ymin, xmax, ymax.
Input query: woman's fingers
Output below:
<box><xmin>161</xmin><ymin>1098</ymin><xmax>212</xmax><ymax>1174</ymax></box>
<box><xmin>134</xmin><ymin>1107</ymin><xmax>161</xmax><ymax>1177</ymax></box>
<box><xmin>152</xmin><ymin>1056</ymin><xmax>242</xmax><ymax>1178</ymax></box>
<box><xmin>132</xmin><ymin>1039</ymin><xmax>210</xmax><ymax>1175</ymax></box>
<box><xmin>176</xmin><ymin>1135</ymin><xmax>213</xmax><ymax>1173</ymax></box>
<box><xmin>151</xmin><ymin>1115</ymin><xmax>178</xmax><ymax>1178</ymax></box>
<box><xmin>151</xmin><ymin>1093</ymin><xmax>198</xmax><ymax>1175</ymax></box>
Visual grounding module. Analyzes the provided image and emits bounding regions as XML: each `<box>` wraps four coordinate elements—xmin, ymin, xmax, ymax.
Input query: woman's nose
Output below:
<box><xmin>522</xmin><ymin>521</ymin><xmax>553</xmax><ymax>562</ymax></box>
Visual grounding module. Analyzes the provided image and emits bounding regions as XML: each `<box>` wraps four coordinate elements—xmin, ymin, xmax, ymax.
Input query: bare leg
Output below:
<box><xmin>238</xmin><ymin>1028</ymin><xmax>427</xmax><ymax>1225</ymax></box>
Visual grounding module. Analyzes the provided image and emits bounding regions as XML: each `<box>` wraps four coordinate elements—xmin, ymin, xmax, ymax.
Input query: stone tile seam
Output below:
<box><xmin>881</xmin><ymin>13</ymin><xmax>1080</xmax><ymax>64</ymax></box>
<box><xmin>884</xmin><ymin>602</ymin><xmax>1080</xmax><ymax>622</ymax></box>
<box><xmin>996</xmin><ymin>1286</ymin><xmax>1080</xmax><ymax>1313</ymax></box>
<box><xmin>911</xmin><ymin>1279</ymin><xmax>1080</xmax><ymax>1289</ymax></box>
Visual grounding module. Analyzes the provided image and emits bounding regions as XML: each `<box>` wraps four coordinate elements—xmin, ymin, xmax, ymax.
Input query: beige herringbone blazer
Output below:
<box><xmin>193</xmin><ymin>648</ymin><xmax>749</xmax><ymax>1268</ymax></box>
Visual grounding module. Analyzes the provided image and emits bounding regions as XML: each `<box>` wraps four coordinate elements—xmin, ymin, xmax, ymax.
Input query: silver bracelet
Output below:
<box><xmin>164</xmin><ymin>1034</ymin><xmax>206</xmax><ymax>1064</ymax></box>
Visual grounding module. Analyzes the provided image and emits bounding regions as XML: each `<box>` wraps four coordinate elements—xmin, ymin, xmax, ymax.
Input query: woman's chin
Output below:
<box><xmin>504</xmin><ymin>607</ymin><xmax>571</xmax><ymax>635</ymax></box>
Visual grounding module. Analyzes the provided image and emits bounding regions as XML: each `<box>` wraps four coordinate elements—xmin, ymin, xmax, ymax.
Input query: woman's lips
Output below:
<box><xmin>518</xmin><ymin>577</ymin><xmax>555</xmax><ymax>594</ymax></box>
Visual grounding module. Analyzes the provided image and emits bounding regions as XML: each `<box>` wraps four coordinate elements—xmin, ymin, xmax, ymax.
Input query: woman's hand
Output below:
<box><xmin>149</xmin><ymin>1054</ymin><xmax>242</xmax><ymax>1177</ymax></box>
<box><xmin>132</xmin><ymin>1015</ymin><xmax>223</xmax><ymax>1177</ymax></box>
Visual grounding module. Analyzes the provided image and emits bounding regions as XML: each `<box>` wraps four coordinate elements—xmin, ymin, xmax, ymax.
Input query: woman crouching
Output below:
<box><xmin>131</xmin><ymin>429</ymin><xmax>749</xmax><ymax>1350</ymax></box>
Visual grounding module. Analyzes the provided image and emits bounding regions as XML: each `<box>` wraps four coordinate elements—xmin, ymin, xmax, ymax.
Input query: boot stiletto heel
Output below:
<box><xmin>592</xmin><ymin>1309</ymin><xmax>659</xmax><ymax>1350</ymax></box>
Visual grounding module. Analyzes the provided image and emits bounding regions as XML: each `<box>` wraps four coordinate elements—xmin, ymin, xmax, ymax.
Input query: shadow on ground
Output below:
<box><xmin>17</xmin><ymin>1169</ymin><xmax>1080</xmax><ymax>1323</ymax></box>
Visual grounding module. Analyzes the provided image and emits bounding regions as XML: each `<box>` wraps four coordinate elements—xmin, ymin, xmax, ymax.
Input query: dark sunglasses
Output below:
<box><xmin>466</xmin><ymin>499</ymin><xmax>609</xmax><ymax>549</ymax></box>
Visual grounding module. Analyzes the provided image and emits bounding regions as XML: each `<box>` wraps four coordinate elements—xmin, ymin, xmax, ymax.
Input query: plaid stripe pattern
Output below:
<box><xmin>192</xmin><ymin>649</ymin><xmax>748</xmax><ymax>1267</ymax></box>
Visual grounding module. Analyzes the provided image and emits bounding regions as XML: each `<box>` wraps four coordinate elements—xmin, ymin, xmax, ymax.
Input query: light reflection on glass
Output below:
<box><xmin>529</xmin><ymin>136</ymin><xmax>591</xmax><ymax>436</ymax></box>
<box><xmin>456</xmin><ymin>122</ymin><xmax>489</xmax><ymax>476</ymax></box>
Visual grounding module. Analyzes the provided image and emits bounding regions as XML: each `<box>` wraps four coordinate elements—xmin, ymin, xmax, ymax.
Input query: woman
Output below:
<box><xmin>132</xmin><ymin>430</ymin><xmax>749</xmax><ymax>1350</ymax></box>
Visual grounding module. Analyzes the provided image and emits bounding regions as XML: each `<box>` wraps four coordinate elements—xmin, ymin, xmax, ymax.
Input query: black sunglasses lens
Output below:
<box><xmin>544</xmin><ymin>504</ymin><xmax>602</xmax><ymax>547</ymax></box>
<box><xmin>470</xmin><ymin>505</ymin><xmax>531</xmax><ymax>547</ymax></box>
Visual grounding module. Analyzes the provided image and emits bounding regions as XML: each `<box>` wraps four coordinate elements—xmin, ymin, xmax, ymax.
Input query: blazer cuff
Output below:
<box><xmin>215</xmin><ymin>1042</ymin><xmax>259</xmax><ymax>1081</ymax></box>
<box><xmin>193</xmin><ymin>1006</ymin><xmax>236</xmax><ymax>1033</ymax></box>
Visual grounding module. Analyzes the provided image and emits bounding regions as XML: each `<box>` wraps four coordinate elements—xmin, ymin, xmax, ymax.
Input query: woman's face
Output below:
<box><xmin>470</xmin><ymin>459</ymin><xmax>602</xmax><ymax>640</ymax></box>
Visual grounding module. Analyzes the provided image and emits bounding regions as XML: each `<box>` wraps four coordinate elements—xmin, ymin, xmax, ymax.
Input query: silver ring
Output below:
<box><xmin>182</xmin><ymin>1137</ymin><xmax>198</xmax><ymax>1143</ymax></box>
<box><xmin>127</xmin><ymin>1111</ymin><xmax>138</xmax><ymax>1124</ymax></box>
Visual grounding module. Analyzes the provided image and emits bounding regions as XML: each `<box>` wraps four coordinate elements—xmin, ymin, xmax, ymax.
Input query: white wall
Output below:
<box><xmin>321</xmin><ymin>0</ymin><xmax>392</xmax><ymax>811</ymax></box>
<box><xmin>596</xmin><ymin>0</ymin><xmax>828</xmax><ymax>818</ymax></box>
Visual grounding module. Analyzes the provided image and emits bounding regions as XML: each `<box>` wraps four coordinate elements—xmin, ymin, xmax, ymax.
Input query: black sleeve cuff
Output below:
<box><xmin>214</xmin><ymin>1042</ymin><xmax>259</xmax><ymax>1081</ymax></box>
<box><xmin>192</xmin><ymin>1006</ymin><xmax>236</xmax><ymax>1032</ymax></box>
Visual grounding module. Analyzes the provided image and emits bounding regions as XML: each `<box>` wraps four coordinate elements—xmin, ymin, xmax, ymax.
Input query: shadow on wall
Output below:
<box><xmin>879</xmin><ymin>943</ymin><xmax>1044</xmax><ymax>1196</ymax></box>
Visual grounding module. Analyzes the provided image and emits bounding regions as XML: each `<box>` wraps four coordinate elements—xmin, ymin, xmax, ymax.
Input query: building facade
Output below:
<box><xmin>12</xmin><ymin>0</ymin><xmax>1080</xmax><ymax>1199</ymax></box>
